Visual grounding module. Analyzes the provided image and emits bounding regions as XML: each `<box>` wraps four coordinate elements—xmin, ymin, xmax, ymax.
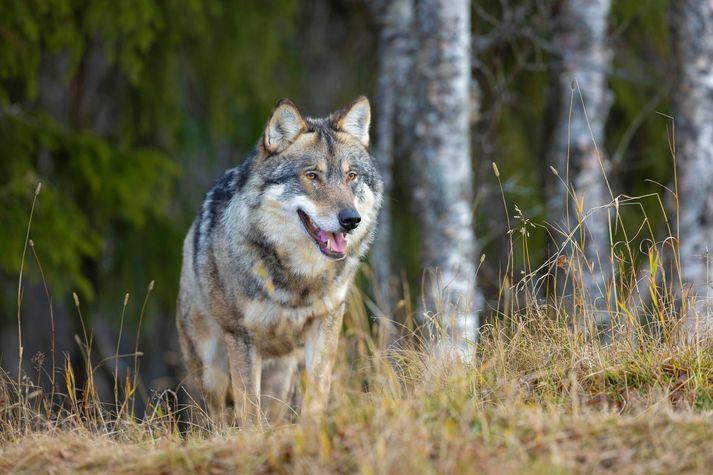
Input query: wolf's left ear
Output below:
<box><xmin>332</xmin><ymin>96</ymin><xmax>371</xmax><ymax>148</ymax></box>
<box><xmin>263</xmin><ymin>99</ymin><xmax>306</xmax><ymax>154</ymax></box>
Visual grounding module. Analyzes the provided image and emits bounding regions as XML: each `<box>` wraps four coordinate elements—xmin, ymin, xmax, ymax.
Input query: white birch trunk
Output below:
<box><xmin>547</xmin><ymin>0</ymin><xmax>614</xmax><ymax>331</ymax></box>
<box><xmin>672</xmin><ymin>1</ymin><xmax>713</xmax><ymax>340</ymax></box>
<box><xmin>412</xmin><ymin>0</ymin><xmax>481</xmax><ymax>355</ymax></box>
<box><xmin>370</xmin><ymin>0</ymin><xmax>414</xmax><ymax>317</ymax></box>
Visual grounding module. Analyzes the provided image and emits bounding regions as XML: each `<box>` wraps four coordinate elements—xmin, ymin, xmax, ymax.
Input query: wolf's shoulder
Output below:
<box><xmin>192</xmin><ymin>149</ymin><xmax>258</xmax><ymax>261</ymax></box>
<box><xmin>208</xmin><ymin>151</ymin><xmax>257</xmax><ymax>200</ymax></box>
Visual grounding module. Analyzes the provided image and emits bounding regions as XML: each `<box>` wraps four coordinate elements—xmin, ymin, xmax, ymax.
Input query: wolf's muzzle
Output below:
<box><xmin>338</xmin><ymin>208</ymin><xmax>361</xmax><ymax>231</ymax></box>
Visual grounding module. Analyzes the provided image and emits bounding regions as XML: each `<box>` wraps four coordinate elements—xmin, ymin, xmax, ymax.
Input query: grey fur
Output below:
<box><xmin>177</xmin><ymin>97</ymin><xmax>382</xmax><ymax>424</ymax></box>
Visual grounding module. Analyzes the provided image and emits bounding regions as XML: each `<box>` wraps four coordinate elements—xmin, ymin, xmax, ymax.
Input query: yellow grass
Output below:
<box><xmin>3</xmin><ymin>308</ymin><xmax>713</xmax><ymax>474</ymax></box>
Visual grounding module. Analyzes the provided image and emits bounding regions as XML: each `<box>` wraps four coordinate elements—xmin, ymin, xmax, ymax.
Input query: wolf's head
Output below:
<box><xmin>246</xmin><ymin>97</ymin><xmax>383</xmax><ymax>271</ymax></box>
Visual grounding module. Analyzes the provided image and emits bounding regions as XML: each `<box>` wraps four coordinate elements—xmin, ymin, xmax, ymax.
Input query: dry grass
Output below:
<box><xmin>3</xmin><ymin>312</ymin><xmax>713</xmax><ymax>474</ymax></box>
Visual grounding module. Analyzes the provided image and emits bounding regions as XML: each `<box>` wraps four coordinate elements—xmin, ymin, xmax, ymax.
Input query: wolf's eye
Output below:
<box><xmin>305</xmin><ymin>171</ymin><xmax>318</xmax><ymax>181</ymax></box>
<box><xmin>347</xmin><ymin>171</ymin><xmax>358</xmax><ymax>182</ymax></box>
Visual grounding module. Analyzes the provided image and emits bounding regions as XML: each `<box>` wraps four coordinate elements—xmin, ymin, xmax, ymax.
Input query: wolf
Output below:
<box><xmin>177</xmin><ymin>96</ymin><xmax>382</xmax><ymax>424</ymax></box>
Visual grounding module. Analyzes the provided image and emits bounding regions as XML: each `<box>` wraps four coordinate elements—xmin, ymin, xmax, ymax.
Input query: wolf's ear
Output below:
<box><xmin>263</xmin><ymin>99</ymin><xmax>306</xmax><ymax>154</ymax></box>
<box><xmin>332</xmin><ymin>96</ymin><xmax>371</xmax><ymax>147</ymax></box>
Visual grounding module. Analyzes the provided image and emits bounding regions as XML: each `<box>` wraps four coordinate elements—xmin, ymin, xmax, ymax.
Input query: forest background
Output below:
<box><xmin>0</xmin><ymin>0</ymin><xmax>688</xmax><ymax>402</ymax></box>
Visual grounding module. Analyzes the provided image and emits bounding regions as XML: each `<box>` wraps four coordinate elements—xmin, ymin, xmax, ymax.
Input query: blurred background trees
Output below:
<box><xmin>547</xmin><ymin>0</ymin><xmax>614</xmax><ymax>335</ymax></box>
<box><xmin>2</xmin><ymin>0</ymin><xmax>705</xmax><ymax>395</ymax></box>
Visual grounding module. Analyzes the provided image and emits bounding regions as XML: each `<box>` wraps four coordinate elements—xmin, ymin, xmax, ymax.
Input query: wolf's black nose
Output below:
<box><xmin>338</xmin><ymin>208</ymin><xmax>361</xmax><ymax>231</ymax></box>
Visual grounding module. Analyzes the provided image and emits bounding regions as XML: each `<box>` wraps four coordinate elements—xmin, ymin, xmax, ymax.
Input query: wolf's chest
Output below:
<box><xmin>240</xmin><ymin>282</ymin><xmax>349</xmax><ymax>355</ymax></box>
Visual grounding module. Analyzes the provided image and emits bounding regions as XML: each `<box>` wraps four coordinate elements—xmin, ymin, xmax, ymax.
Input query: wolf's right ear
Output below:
<box><xmin>263</xmin><ymin>99</ymin><xmax>306</xmax><ymax>154</ymax></box>
<box><xmin>331</xmin><ymin>96</ymin><xmax>371</xmax><ymax>147</ymax></box>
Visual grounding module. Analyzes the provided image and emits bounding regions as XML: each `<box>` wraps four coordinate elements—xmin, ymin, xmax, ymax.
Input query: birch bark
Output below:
<box><xmin>547</xmin><ymin>0</ymin><xmax>614</xmax><ymax>331</ymax></box>
<box><xmin>672</xmin><ymin>1</ymin><xmax>713</xmax><ymax>339</ymax></box>
<box><xmin>412</xmin><ymin>0</ymin><xmax>482</xmax><ymax>354</ymax></box>
<box><xmin>370</xmin><ymin>0</ymin><xmax>414</xmax><ymax>316</ymax></box>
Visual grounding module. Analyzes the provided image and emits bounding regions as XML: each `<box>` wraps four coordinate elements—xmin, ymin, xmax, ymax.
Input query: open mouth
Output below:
<box><xmin>297</xmin><ymin>210</ymin><xmax>348</xmax><ymax>260</ymax></box>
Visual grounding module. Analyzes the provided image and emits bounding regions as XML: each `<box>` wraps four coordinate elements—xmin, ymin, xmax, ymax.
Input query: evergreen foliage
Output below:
<box><xmin>0</xmin><ymin>0</ymin><xmax>299</xmax><ymax>315</ymax></box>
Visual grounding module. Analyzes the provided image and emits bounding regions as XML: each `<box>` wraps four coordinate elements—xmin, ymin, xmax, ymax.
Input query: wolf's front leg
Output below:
<box><xmin>260</xmin><ymin>353</ymin><xmax>299</xmax><ymax>422</ymax></box>
<box><xmin>224</xmin><ymin>330</ymin><xmax>262</xmax><ymax>426</ymax></box>
<box><xmin>303</xmin><ymin>305</ymin><xmax>345</xmax><ymax>415</ymax></box>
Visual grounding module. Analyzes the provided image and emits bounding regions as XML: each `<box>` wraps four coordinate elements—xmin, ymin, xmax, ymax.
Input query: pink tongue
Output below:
<box><xmin>317</xmin><ymin>230</ymin><xmax>347</xmax><ymax>254</ymax></box>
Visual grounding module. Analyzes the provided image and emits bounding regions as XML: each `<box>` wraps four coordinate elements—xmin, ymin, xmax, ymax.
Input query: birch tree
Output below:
<box><xmin>412</xmin><ymin>0</ymin><xmax>481</xmax><ymax>354</ymax></box>
<box><xmin>370</xmin><ymin>0</ymin><xmax>414</xmax><ymax>317</ymax></box>
<box><xmin>547</xmin><ymin>0</ymin><xmax>614</xmax><ymax>331</ymax></box>
<box><xmin>672</xmin><ymin>1</ymin><xmax>713</xmax><ymax>339</ymax></box>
